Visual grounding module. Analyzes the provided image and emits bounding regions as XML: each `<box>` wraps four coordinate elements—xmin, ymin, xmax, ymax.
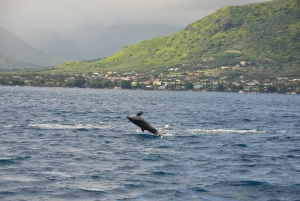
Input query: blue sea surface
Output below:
<box><xmin>0</xmin><ymin>86</ymin><xmax>300</xmax><ymax>201</ymax></box>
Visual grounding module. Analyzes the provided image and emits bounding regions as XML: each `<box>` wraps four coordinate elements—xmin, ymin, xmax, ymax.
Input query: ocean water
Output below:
<box><xmin>0</xmin><ymin>86</ymin><xmax>300</xmax><ymax>201</ymax></box>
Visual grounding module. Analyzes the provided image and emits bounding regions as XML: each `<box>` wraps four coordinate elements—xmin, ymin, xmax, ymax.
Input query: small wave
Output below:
<box><xmin>0</xmin><ymin>158</ymin><xmax>16</xmax><ymax>165</ymax></box>
<box><xmin>189</xmin><ymin>186</ymin><xmax>209</xmax><ymax>192</ymax></box>
<box><xmin>188</xmin><ymin>129</ymin><xmax>265</xmax><ymax>134</ymax></box>
<box><xmin>43</xmin><ymin>171</ymin><xmax>74</xmax><ymax>178</ymax></box>
<box><xmin>127</xmin><ymin>133</ymin><xmax>161</xmax><ymax>140</ymax></box>
<box><xmin>287</xmin><ymin>154</ymin><xmax>299</xmax><ymax>159</ymax></box>
<box><xmin>152</xmin><ymin>171</ymin><xmax>176</xmax><ymax>176</ymax></box>
<box><xmin>232</xmin><ymin>181</ymin><xmax>271</xmax><ymax>187</ymax></box>
<box><xmin>0</xmin><ymin>156</ymin><xmax>31</xmax><ymax>166</ymax></box>
<box><xmin>234</xmin><ymin>143</ymin><xmax>248</xmax><ymax>148</ymax></box>
<box><xmin>211</xmin><ymin>180</ymin><xmax>272</xmax><ymax>188</ymax></box>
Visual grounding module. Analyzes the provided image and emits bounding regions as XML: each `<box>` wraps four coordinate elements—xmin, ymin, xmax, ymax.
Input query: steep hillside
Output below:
<box><xmin>4</xmin><ymin>25</ymin><xmax>83</xmax><ymax>60</ymax></box>
<box><xmin>56</xmin><ymin>0</ymin><xmax>300</xmax><ymax>75</ymax></box>
<box><xmin>0</xmin><ymin>26</ymin><xmax>71</xmax><ymax>67</ymax></box>
<box><xmin>0</xmin><ymin>54</ymin><xmax>43</xmax><ymax>71</ymax></box>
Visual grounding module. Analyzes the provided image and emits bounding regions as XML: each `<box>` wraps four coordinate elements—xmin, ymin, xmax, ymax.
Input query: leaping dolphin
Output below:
<box><xmin>126</xmin><ymin>112</ymin><xmax>159</xmax><ymax>135</ymax></box>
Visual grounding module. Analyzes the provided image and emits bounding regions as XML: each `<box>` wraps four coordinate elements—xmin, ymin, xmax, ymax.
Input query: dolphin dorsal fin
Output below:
<box><xmin>136</xmin><ymin>112</ymin><xmax>143</xmax><ymax>116</ymax></box>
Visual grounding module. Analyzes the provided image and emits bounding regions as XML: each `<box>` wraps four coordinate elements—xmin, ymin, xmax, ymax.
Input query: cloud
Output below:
<box><xmin>0</xmin><ymin>0</ymin><xmax>269</xmax><ymax>31</ymax></box>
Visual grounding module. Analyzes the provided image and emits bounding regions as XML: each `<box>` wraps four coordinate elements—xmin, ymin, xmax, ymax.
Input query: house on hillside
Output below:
<box><xmin>153</xmin><ymin>80</ymin><xmax>162</xmax><ymax>86</ymax></box>
<box><xmin>193</xmin><ymin>84</ymin><xmax>202</xmax><ymax>90</ymax></box>
<box><xmin>157</xmin><ymin>85</ymin><xmax>166</xmax><ymax>90</ymax></box>
<box><xmin>242</xmin><ymin>86</ymin><xmax>250</xmax><ymax>93</ymax></box>
<box><xmin>240</xmin><ymin>61</ymin><xmax>251</xmax><ymax>66</ymax></box>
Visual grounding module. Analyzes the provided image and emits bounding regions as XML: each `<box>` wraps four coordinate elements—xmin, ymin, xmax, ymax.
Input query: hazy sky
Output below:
<box><xmin>0</xmin><ymin>0</ymin><xmax>269</xmax><ymax>31</ymax></box>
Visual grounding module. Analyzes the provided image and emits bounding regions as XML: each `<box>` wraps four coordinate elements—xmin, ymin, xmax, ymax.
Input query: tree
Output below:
<box><xmin>88</xmin><ymin>79</ymin><xmax>102</xmax><ymax>88</ymax></box>
<box><xmin>185</xmin><ymin>81</ymin><xmax>193</xmax><ymax>89</ymax></box>
<box><xmin>101</xmin><ymin>80</ymin><xmax>113</xmax><ymax>88</ymax></box>
<box><xmin>74</xmin><ymin>79</ymin><xmax>86</xmax><ymax>88</ymax></box>
<box><xmin>120</xmin><ymin>80</ymin><xmax>132</xmax><ymax>89</ymax></box>
<box><xmin>266</xmin><ymin>86</ymin><xmax>277</xmax><ymax>93</ymax></box>
<box><xmin>169</xmin><ymin>84</ymin><xmax>176</xmax><ymax>90</ymax></box>
<box><xmin>217</xmin><ymin>84</ymin><xmax>224</xmax><ymax>91</ymax></box>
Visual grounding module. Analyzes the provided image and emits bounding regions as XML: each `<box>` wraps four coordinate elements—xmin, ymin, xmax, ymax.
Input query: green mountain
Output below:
<box><xmin>0</xmin><ymin>26</ymin><xmax>71</xmax><ymax>67</ymax></box>
<box><xmin>56</xmin><ymin>0</ymin><xmax>300</xmax><ymax>77</ymax></box>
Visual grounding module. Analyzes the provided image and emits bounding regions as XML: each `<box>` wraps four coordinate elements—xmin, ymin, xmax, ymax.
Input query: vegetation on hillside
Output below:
<box><xmin>55</xmin><ymin>0</ymin><xmax>300</xmax><ymax>78</ymax></box>
<box><xmin>1</xmin><ymin>70</ymin><xmax>300</xmax><ymax>94</ymax></box>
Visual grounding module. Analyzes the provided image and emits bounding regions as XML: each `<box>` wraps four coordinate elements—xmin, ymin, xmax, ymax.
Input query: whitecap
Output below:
<box><xmin>187</xmin><ymin>128</ymin><xmax>266</xmax><ymax>134</ymax></box>
<box><xmin>28</xmin><ymin>123</ymin><xmax>112</xmax><ymax>130</ymax></box>
<box><xmin>159</xmin><ymin>132</ymin><xmax>175</xmax><ymax>137</ymax></box>
<box><xmin>1</xmin><ymin>124</ymin><xmax>14</xmax><ymax>128</ymax></box>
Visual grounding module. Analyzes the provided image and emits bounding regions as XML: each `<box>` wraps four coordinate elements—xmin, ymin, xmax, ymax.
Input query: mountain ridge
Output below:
<box><xmin>55</xmin><ymin>0</ymin><xmax>300</xmax><ymax>78</ymax></box>
<box><xmin>2</xmin><ymin>23</ymin><xmax>182</xmax><ymax>62</ymax></box>
<box><xmin>63</xmin><ymin>24</ymin><xmax>183</xmax><ymax>60</ymax></box>
<box><xmin>0</xmin><ymin>54</ymin><xmax>44</xmax><ymax>71</ymax></box>
<box><xmin>2</xmin><ymin>25</ymin><xmax>83</xmax><ymax>60</ymax></box>
<box><xmin>0</xmin><ymin>26</ymin><xmax>71</xmax><ymax>67</ymax></box>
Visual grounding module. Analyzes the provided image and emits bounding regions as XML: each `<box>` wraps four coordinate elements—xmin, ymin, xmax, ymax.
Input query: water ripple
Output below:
<box><xmin>0</xmin><ymin>87</ymin><xmax>299</xmax><ymax>200</ymax></box>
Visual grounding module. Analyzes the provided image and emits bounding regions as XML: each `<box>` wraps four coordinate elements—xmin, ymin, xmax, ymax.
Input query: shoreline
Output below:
<box><xmin>0</xmin><ymin>85</ymin><xmax>298</xmax><ymax>94</ymax></box>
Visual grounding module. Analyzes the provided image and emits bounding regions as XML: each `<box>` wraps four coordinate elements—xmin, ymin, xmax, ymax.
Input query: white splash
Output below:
<box><xmin>164</xmin><ymin>124</ymin><xmax>171</xmax><ymax>129</ymax></box>
<box><xmin>160</xmin><ymin>133</ymin><xmax>175</xmax><ymax>137</ymax></box>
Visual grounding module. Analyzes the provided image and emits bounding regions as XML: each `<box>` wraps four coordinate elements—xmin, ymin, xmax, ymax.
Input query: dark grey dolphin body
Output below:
<box><xmin>126</xmin><ymin>112</ymin><xmax>159</xmax><ymax>135</ymax></box>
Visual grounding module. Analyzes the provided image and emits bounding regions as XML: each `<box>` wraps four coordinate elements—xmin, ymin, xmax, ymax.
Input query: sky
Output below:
<box><xmin>0</xmin><ymin>0</ymin><xmax>269</xmax><ymax>31</ymax></box>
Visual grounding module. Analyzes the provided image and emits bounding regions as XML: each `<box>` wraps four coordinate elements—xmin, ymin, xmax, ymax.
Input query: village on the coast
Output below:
<box><xmin>1</xmin><ymin>61</ymin><xmax>299</xmax><ymax>94</ymax></box>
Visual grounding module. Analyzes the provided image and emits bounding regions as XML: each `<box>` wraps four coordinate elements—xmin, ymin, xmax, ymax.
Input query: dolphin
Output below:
<box><xmin>126</xmin><ymin>112</ymin><xmax>159</xmax><ymax>135</ymax></box>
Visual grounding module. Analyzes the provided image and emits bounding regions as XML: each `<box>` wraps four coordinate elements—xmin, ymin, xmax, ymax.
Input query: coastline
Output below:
<box><xmin>1</xmin><ymin>85</ymin><xmax>298</xmax><ymax>94</ymax></box>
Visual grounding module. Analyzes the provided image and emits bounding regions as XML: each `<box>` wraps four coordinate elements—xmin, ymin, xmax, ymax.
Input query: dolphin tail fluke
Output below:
<box><xmin>136</xmin><ymin>112</ymin><xmax>143</xmax><ymax>116</ymax></box>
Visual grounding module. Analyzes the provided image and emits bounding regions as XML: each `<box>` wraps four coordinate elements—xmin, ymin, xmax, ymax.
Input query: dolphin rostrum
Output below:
<box><xmin>126</xmin><ymin>112</ymin><xmax>159</xmax><ymax>135</ymax></box>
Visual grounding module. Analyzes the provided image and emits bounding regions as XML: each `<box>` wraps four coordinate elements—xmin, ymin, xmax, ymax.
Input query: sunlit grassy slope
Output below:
<box><xmin>56</xmin><ymin>0</ymin><xmax>300</xmax><ymax>74</ymax></box>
